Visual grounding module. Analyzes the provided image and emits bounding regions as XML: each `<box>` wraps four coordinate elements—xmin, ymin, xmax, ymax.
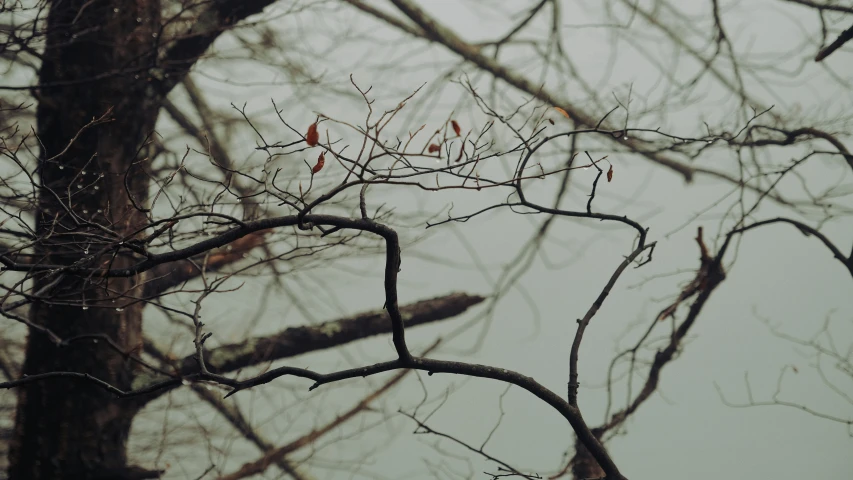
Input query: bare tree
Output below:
<box><xmin>1</xmin><ymin>1</ymin><xmax>851</xmax><ymax>480</ymax></box>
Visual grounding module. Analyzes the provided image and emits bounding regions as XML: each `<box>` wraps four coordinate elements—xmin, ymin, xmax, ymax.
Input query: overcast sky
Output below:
<box><xmin>115</xmin><ymin>1</ymin><xmax>853</xmax><ymax>478</ymax></box>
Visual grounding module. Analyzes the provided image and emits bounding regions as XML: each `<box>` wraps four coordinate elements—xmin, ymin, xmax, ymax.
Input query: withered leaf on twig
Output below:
<box><xmin>312</xmin><ymin>152</ymin><xmax>325</xmax><ymax>174</ymax></box>
<box><xmin>306</xmin><ymin>122</ymin><xmax>319</xmax><ymax>147</ymax></box>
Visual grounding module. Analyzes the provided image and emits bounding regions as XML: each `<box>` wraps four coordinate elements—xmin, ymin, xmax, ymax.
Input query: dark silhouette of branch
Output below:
<box><xmin>136</xmin><ymin>292</ymin><xmax>484</xmax><ymax>399</ymax></box>
<box><xmin>158</xmin><ymin>0</ymin><xmax>279</xmax><ymax>93</ymax></box>
<box><xmin>0</xmin><ymin>215</ymin><xmax>390</xmax><ymax>277</ymax></box>
<box><xmin>781</xmin><ymin>0</ymin><xmax>853</xmax><ymax>15</ymax></box>
<box><xmin>217</xmin><ymin>340</ymin><xmax>441</xmax><ymax>480</ymax></box>
<box><xmin>559</xmin><ymin>228</ymin><xmax>724</xmax><ymax>479</ymax></box>
<box><xmin>736</xmin><ymin>126</ymin><xmax>853</xmax><ymax>172</ymax></box>
<box><xmin>779</xmin><ymin>1</ymin><xmax>853</xmax><ymax>61</ymax></box>
<box><xmin>730</xmin><ymin>218</ymin><xmax>853</xmax><ymax>278</ymax></box>
<box><xmin>815</xmin><ymin>23</ymin><xmax>853</xmax><ymax>61</ymax></box>
<box><xmin>569</xmin><ymin>242</ymin><xmax>655</xmax><ymax>406</ymax></box>
<box><xmin>601</xmin><ymin>249</ymin><xmax>726</xmax><ymax>432</ymax></box>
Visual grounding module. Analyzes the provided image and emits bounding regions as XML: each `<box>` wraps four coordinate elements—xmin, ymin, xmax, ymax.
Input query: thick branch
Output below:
<box><xmin>293</xmin><ymin>355</ymin><xmax>627</xmax><ymax>480</ymax></box>
<box><xmin>179</xmin><ymin>292</ymin><xmax>480</xmax><ymax>375</ymax></box>
<box><xmin>133</xmin><ymin>292</ymin><xmax>484</xmax><ymax>403</ymax></box>
<box><xmin>781</xmin><ymin>0</ymin><xmax>853</xmax><ymax>15</ymax></box>
<box><xmin>815</xmin><ymin>22</ymin><xmax>853</xmax><ymax>62</ymax></box>
<box><xmin>1</xmin><ymin>214</ymin><xmax>392</xmax><ymax>277</ymax></box>
<box><xmin>158</xmin><ymin>0</ymin><xmax>278</xmax><ymax>92</ymax></box>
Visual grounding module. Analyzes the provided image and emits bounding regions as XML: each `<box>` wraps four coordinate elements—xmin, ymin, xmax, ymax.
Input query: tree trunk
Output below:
<box><xmin>9</xmin><ymin>1</ymin><xmax>162</xmax><ymax>478</ymax></box>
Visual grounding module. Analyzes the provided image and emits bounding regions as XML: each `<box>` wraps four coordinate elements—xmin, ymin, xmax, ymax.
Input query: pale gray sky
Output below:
<box><xmin>123</xmin><ymin>1</ymin><xmax>853</xmax><ymax>479</ymax></box>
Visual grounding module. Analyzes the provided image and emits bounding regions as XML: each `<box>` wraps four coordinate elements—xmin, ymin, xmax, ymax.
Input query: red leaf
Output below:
<box><xmin>306</xmin><ymin>123</ymin><xmax>319</xmax><ymax>147</ymax></box>
<box><xmin>607</xmin><ymin>165</ymin><xmax>614</xmax><ymax>182</ymax></box>
<box><xmin>428</xmin><ymin>143</ymin><xmax>441</xmax><ymax>153</ymax></box>
<box><xmin>451</xmin><ymin>120</ymin><xmax>461</xmax><ymax>136</ymax></box>
<box><xmin>312</xmin><ymin>151</ymin><xmax>325</xmax><ymax>174</ymax></box>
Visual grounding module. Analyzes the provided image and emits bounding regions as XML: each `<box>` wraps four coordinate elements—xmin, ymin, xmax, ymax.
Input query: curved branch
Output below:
<box><xmin>0</xmin><ymin>214</ymin><xmax>395</xmax><ymax>277</ymax></box>
<box><xmin>569</xmin><ymin>242</ymin><xmax>655</xmax><ymax>406</ymax></box>
<box><xmin>730</xmin><ymin>218</ymin><xmax>853</xmax><ymax>278</ymax></box>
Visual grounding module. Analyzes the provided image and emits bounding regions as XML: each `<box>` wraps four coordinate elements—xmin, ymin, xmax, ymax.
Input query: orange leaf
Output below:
<box><xmin>607</xmin><ymin>165</ymin><xmax>614</xmax><ymax>182</ymax></box>
<box><xmin>554</xmin><ymin>107</ymin><xmax>570</xmax><ymax>118</ymax></box>
<box><xmin>428</xmin><ymin>143</ymin><xmax>441</xmax><ymax>153</ymax></box>
<box><xmin>451</xmin><ymin>120</ymin><xmax>461</xmax><ymax>136</ymax></box>
<box><xmin>312</xmin><ymin>151</ymin><xmax>325</xmax><ymax>174</ymax></box>
<box><xmin>306</xmin><ymin>122</ymin><xmax>319</xmax><ymax>147</ymax></box>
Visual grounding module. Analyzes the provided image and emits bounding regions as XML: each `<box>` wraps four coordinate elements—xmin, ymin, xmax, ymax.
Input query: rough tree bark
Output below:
<box><xmin>10</xmin><ymin>1</ymin><xmax>164</xmax><ymax>478</ymax></box>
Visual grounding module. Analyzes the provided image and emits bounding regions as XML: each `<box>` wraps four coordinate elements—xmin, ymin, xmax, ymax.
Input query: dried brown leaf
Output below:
<box><xmin>312</xmin><ymin>151</ymin><xmax>325</xmax><ymax>174</ymax></box>
<box><xmin>306</xmin><ymin>122</ymin><xmax>319</xmax><ymax>147</ymax></box>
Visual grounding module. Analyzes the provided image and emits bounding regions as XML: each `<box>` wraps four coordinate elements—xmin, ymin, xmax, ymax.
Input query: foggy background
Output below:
<box><xmin>5</xmin><ymin>0</ymin><xmax>848</xmax><ymax>479</ymax></box>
